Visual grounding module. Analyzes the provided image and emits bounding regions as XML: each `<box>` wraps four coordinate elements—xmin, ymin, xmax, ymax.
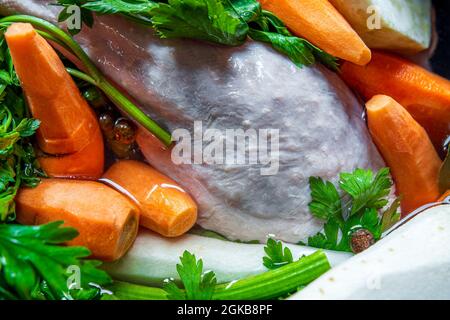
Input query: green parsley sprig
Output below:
<box><xmin>56</xmin><ymin>0</ymin><xmax>338</xmax><ymax>69</ymax></box>
<box><xmin>0</xmin><ymin>33</ymin><xmax>45</xmax><ymax>222</ymax></box>
<box><xmin>0</xmin><ymin>222</ymin><xmax>111</xmax><ymax>300</ymax></box>
<box><xmin>307</xmin><ymin>168</ymin><xmax>401</xmax><ymax>252</ymax></box>
<box><xmin>263</xmin><ymin>238</ymin><xmax>293</xmax><ymax>270</ymax></box>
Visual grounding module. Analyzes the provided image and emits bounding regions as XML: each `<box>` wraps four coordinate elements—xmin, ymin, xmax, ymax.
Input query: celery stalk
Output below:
<box><xmin>104</xmin><ymin>251</ymin><xmax>330</xmax><ymax>300</ymax></box>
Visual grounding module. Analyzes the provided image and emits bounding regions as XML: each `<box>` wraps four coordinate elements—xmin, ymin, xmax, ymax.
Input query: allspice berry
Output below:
<box><xmin>350</xmin><ymin>229</ymin><xmax>375</xmax><ymax>254</ymax></box>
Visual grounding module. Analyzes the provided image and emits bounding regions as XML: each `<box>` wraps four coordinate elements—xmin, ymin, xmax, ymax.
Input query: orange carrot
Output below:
<box><xmin>16</xmin><ymin>179</ymin><xmax>140</xmax><ymax>261</ymax></box>
<box><xmin>439</xmin><ymin>191</ymin><xmax>450</xmax><ymax>202</ymax></box>
<box><xmin>366</xmin><ymin>95</ymin><xmax>442</xmax><ymax>214</ymax></box>
<box><xmin>102</xmin><ymin>160</ymin><xmax>198</xmax><ymax>237</ymax></box>
<box><xmin>341</xmin><ymin>51</ymin><xmax>450</xmax><ymax>150</ymax></box>
<box><xmin>38</xmin><ymin>127</ymin><xmax>104</xmax><ymax>180</ymax></box>
<box><xmin>5</xmin><ymin>23</ymin><xmax>98</xmax><ymax>155</ymax></box>
<box><xmin>259</xmin><ymin>0</ymin><xmax>371</xmax><ymax>65</ymax></box>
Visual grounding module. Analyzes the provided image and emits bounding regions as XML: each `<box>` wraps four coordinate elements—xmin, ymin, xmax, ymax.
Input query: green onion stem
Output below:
<box><xmin>104</xmin><ymin>251</ymin><xmax>330</xmax><ymax>300</ymax></box>
<box><xmin>0</xmin><ymin>15</ymin><xmax>172</xmax><ymax>146</ymax></box>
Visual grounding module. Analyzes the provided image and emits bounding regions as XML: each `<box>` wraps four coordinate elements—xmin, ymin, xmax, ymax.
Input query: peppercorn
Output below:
<box><xmin>350</xmin><ymin>229</ymin><xmax>375</xmax><ymax>254</ymax></box>
<box><xmin>83</xmin><ymin>87</ymin><xmax>106</xmax><ymax>108</ymax></box>
<box><xmin>99</xmin><ymin>113</ymin><xmax>115</xmax><ymax>140</ymax></box>
<box><xmin>113</xmin><ymin>118</ymin><xmax>136</xmax><ymax>145</ymax></box>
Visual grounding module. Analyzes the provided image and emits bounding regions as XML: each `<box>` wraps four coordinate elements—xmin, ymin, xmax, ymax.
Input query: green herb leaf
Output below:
<box><xmin>308</xmin><ymin>176</ymin><xmax>342</xmax><ymax>221</ymax></box>
<box><xmin>263</xmin><ymin>238</ymin><xmax>293</xmax><ymax>269</ymax></box>
<box><xmin>150</xmin><ymin>0</ymin><xmax>248</xmax><ymax>46</ymax></box>
<box><xmin>380</xmin><ymin>197</ymin><xmax>401</xmax><ymax>232</ymax></box>
<box><xmin>56</xmin><ymin>0</ymin><xmax>338</xmax><ymax>68</ymax></box>
<box><xmin>82</xmin><ymin>0</ymin><xmax>157</xmax><ymax>14</ymax></box>
<box><xmin>308</xmin><ymin>168</ymin><xmax>399</xmax><ymax>253</ymax></box>
<box><xmin>163</xmin><ymin>250</ymin><xmax>217</xmax><ymax>300</ymax></box>
<box><xmin>340</xmin><ymin>167</ymin><xmax>392</xmax><ymax>215</ymax></box>
<box><xmin>0</xmin><ymin>222</ymin><xmax>111</xmax><ymax>300</ymax></box>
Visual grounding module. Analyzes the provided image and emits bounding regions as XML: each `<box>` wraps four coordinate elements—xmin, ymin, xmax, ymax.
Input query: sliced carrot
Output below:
<box><xmin>5</xmin><ymin>23</ymin><xmax>98</xmax><ymax>155</ymax></box>
<box><xmin>439</xmin><ymin>191</ymin><xmax>450</xmax><ymax>202</ymax></box>
<box><xmin>16</xmin><ymin>179</ymin><xmax>140</xmax><ymax>261</ymax></box>
<box><xmin>341</xmin><ymin>51</ymin><xmax>450</xmax><ymax>150</ymax></box>
<box><xmin>366</xmin><ymin>95</ymin><xmax>442</xmax><ymax>214</ymax></box>
<box><xmin>38</xmin><ymin>126</ymin><xmax>104</xmax><ymax>180</ymax></box>
<box><xmin>259</xmin><ymin>0</ymin><xmax>371</xmax><ymax>65</ymax></box>
<box><xmin>102</xmin><ymin>160</ymin><xmax>197</xmax><ymax>237</ymax></box>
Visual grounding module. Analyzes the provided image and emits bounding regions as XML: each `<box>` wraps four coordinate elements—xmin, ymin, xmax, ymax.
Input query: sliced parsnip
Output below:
<box><xmin>291</xmin><ymin>205</ymin><xmax>450</xmax><ymax>300</ymax></box>
<box><xmin>103</xmin><ymin>231</ymin><xmax>351</xmax><ymax>286</ymax></box>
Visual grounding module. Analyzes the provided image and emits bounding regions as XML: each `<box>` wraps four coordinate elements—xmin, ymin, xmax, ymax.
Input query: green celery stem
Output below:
<box><xmin>106</xmin><ymin>251</ymin><xmax>330</xmax><ymax>300</ymax></box>
<box><xmin>105</xmin><ymin>281</ymin><xmax>168</xmax><ymax>300</ymax></box>
<box><xmin>213</xmin><ymin>250</ymin><xmax>330</xmax><ymax>300</ymax></box>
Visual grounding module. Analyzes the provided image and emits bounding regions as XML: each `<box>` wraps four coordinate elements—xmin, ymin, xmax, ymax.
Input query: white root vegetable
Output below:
<box><xmin>291</xmin><ymin>204</ymin><xmax>450</xmax><ymax>300</ymax></box>
<box><xmin>330</xmin><ymin>0</ymin><xmax>432</xmax><ymax>54</ymax></box>
<box><xmin>103</xmin><ymin>230</ymin><xmax>351</xmax><ymax>286</ymax></box>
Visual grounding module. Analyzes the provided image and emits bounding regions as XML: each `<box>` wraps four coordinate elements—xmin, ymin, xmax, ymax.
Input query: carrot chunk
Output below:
<box><xmin>259</xmin><ymin>0</ymin><xmax>371</xmax><ymax>65</ymax></box>
<box><xmin>103</xmin><ymin>160</ymin><xmax>198</xmax><ymax>237</ymax></box>
<box><xmin>38</xmin><ymin>127</ymin><xmax>104</xmax><ymax>180</ymax></box>
<box><xmin>16</xmin><ymin>179</ymin><xmax>140</xmax><ymax>261</ymax></box>
<box><xmin>366</xmin><ymin>95</ymin><xmax>442</xmax><ymax>214</ymax></box>
<box><xmin>5</xmin><ymin>23</ymin><xmax>98</xmax><ymax>155</ymax></box>
<box><xmin>341</xmin><ymin>51</ymin><xmax>450</xmax><ymax>150</ymax></box>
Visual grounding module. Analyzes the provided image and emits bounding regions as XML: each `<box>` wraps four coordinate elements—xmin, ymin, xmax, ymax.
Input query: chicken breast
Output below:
<box><xmin>0</xmin><ymin>1</ymin><xmax>386</xmax><ymax>243</ymax></box>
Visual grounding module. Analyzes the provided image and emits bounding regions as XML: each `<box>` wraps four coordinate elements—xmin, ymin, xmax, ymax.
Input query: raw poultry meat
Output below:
<box><xmin>0</xmin><ymin>0</ymin><xmax>386</xmax><ymax>242</ymax></box>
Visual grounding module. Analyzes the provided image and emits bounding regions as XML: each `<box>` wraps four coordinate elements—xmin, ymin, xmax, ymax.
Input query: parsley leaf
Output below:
<box><xmin>308</xmin><ymin>177</ymin><xmax>342</xmax><ymax>221</ymax></box>
<box><xmin>307</xmin><ymin>168</ymin><xmax>400</xmax><ymax>253</ymax></box>
<box><xmin>263</xmin><ymin>238</ymin><xmax>293</xmax><ymax>269</ymax></box>
<box><xmin>150</xmin><ymin>0</ymin><xmax>248</xmax><ymax>46</ymax></box>
<box><xmin>0</xmin><ymin>221</ymin><xmax>111</xmax><ymax>300</ymax></box>
<box><xmin>56</xmin><ymin>0</ymin><xmax>338</xmax><ymax>69</ymax></box>
<box><xmin>163</xmin><ymin>250</ymin><xmax>217</xmax><ymax>300</ymax></box>
<box><xmin>340</xmin><ymin>167</ymin><xmax>392</xmax><ymax>215</ymax></box>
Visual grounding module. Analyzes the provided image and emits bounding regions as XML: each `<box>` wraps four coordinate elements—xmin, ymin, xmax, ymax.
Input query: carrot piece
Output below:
<box><xmin>341</xmin><ymin>51</ymin><xmax>450</xmax><ymax>150</ymax></box>
<box><xmin>5</xmin><ymin>23</ymin><xmax>98</xmax><ymax>155</ymax></box>
<box><xmin>38</xmin><ymin>127</ymin><xmax>104</xmax><ymax>180</ymax></box>
<box><xmin>439</xmin><ymin>191</ymin><xmax>450</xmax><ymax>202</ymax></box>
<box><xmin>366</xmin><ymin>95</ymin><xmax>442</xmax><ymax>214</ymax></box>
<box><xmin>102</xmin><ymin>160</ymin><xmax>198</xmax><ymax>237</ymax></box>
<box><xmin>16</xmin><ymin>179</ymin><xmax>140</xmax><ymax>261</ymax></box>
<box><xmin>259</xmin><ymin>0</ymin><xmax>371</xmax><ymax>65</ymax></box>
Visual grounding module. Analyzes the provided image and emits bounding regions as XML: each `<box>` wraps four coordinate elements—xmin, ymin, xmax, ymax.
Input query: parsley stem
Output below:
<box><xmin>66</xmin><ymin>68</ymin><xmax>97</xmax><ymax>86</ymax></box>
<box><xmin>0</xmin><ymin>15</ymin><xmax>172</xmax><ymax>147</ymax></box>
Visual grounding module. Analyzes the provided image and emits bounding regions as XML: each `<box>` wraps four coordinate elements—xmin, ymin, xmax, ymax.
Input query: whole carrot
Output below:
<box><xmin>341</xmin><ymin>51</ymin><xmax>450</xmax><ymax>150</ymax></box>
<box><xmin>366</xmin><ymin>95</ymin><xmax>442</xmax><ymax>214</ymax></box>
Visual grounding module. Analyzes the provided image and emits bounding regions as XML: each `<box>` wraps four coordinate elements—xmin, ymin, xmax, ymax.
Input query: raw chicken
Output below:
<box><xmin>0</xmin><ymin>1</ymin><xmax>385</xmax><ymax>243</ymax></box>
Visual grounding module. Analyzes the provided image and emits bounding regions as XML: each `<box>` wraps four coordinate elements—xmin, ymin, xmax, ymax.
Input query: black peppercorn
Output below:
<box><xmin>350</xmin><ymin>229</ymin><xmax>375</xmax><ymax>254</ymax></box>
